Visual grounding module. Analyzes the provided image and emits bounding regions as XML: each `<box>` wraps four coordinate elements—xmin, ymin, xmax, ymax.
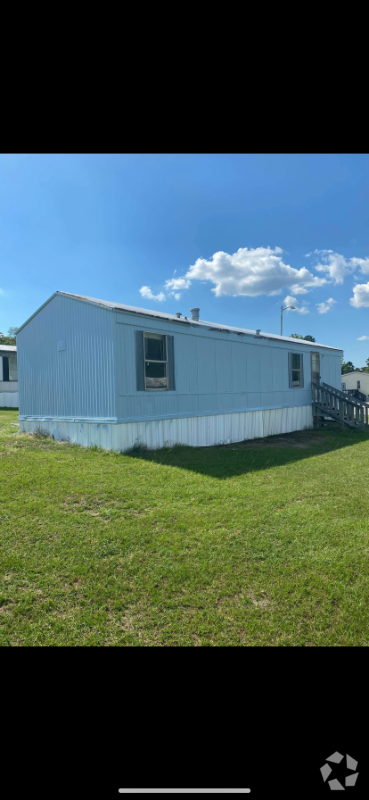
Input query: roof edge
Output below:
<box><xmin>15</xmin><ymin>290</ymin><xmax>343</xmax><ymax>352</ymax></box>
<box><xmin>16</xmin><ymin>292</ymin><xmax>60</xmax><ymax>334</ymax></box>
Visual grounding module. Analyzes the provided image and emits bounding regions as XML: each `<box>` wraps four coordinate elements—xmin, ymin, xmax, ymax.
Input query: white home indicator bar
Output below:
<box><xmin>118</xmin><ymin>791</ymin><xmax>251</xmax><ymax>794</ymax></box>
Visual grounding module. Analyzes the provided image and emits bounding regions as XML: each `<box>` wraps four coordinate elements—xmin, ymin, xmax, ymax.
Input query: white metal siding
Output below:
<box><xmin>20</xmin><ymin>404</ymin><xmax>313</xmax><ymax>451</ymax></box>
<box><xmin>0</xmin><ymin>392</ymin><xmax>19</xmax><ymax>407</ymax></box>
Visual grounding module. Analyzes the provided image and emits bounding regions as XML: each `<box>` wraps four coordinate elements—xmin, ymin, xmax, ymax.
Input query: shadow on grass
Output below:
<box><xmin>123</xmin><ymin>425</ymin><xmax>369</xmax><ymax>480</ymax></box>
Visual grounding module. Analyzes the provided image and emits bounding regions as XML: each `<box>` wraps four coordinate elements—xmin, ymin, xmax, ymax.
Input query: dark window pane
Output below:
<box><xmin>145</xmin><ymin>361</ymin><xmax>167</xmax><ymax>388</ymax></box>
<box><xmin>291</xmin><ymin>353</ymin><xmax>301</xmax><ymax>370</ymax></box>
<box><xmin>8</xmin><ymin>356</ymin><xmax>18</xmax><ymax>381</ymax></box>
<box><xmin>145</xmin><ymin>335</ymin><xmax>166</xmax><ymax>361</ymax></box>
<box><xmin>292</xmin><ymin>370</ymin><xmax>300</xmax><ymax>384</ymax></box>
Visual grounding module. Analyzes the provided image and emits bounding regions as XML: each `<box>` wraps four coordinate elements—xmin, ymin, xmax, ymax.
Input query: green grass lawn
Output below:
<box><xmin>1</xmin><ymin>407</ymin><xmax>369</xmax><ymax>646</ymax></box>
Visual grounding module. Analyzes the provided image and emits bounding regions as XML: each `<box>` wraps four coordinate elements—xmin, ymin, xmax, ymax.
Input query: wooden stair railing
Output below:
<box><xmin>312</xmin><ymin>381</ymin><xmax>369</xmax><ymax>430</ymax></box>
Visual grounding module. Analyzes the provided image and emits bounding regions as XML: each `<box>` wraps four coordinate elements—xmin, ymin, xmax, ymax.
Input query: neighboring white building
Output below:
<box><xmin>341</xmin><ymin>370</ymin><xmax>369</xmax><ymax>399</ymax></box>
<box><xmin>0</xmin><ymin>344</ymin><xmax>18</xmax><ymax>407</ymax></box>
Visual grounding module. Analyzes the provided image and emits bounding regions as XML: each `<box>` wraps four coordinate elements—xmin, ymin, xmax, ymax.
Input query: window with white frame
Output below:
<box><xmin>8</xmin><ymin>356</ymin><xmax>18</xmax><ymax>381</ymax></box>
<box><xmin>289</xmin><ymin>352</ymin><xmax>303</xmax><ymax>388</ymax></box>
<box><xmin>144</xmin><ymin>332</ymin><xmax>168</xmax><ymax>390</ymax></box>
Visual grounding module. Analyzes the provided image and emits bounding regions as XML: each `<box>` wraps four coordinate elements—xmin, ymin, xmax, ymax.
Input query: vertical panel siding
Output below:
<box><xmin>18</xmin><ymin>296</ymin><xmax>342</xmax><ymax>423</ymax></box>
<box><xmin>17</xmin><ymin>295</ymin><xmax>116</xmax><ymax>419</ymax></box>
<box><xmin>114</xmin><ymin>311</ymin><xmax>342</xmax><ymax>422</ymax></box>
<box><xmin>20</xmin><ymin>404</ymin><xmax>314</xmax><ymax>450</ymax></box>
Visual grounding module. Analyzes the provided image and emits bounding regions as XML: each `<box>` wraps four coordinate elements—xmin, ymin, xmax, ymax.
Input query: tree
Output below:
<box><xmin>361</xmin><ymin>357</ymin><xmax>369</xmax><ymax>373</ymax></box>
<box><xmin>0</xmin><ymin>327</ymin><xmax>18</xmax><ymax>346</ymax></box>
<box><xmin>290</xmin><ymin>334</ymin><xmax>316</xmax><ymax>342</ymax></box>
<box><xmin>341</xmin><ymin>360</ymin><xmax>356</xmax><ymax>374</ymax></box>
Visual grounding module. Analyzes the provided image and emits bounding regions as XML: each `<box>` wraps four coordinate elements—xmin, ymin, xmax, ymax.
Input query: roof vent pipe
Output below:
<box><xmin>255</xmin><ymin>329</ymin><xmax>261</xmax><ymax>336</ymax></box>
<box><xmin>191</xmin><ymin>308</ymin><xmax>200</xmax><ymax>321</ymax></box>
<box><xmin>176</xmin><ymin>312</ymin><xmax>182</xmax><ymax>318</ymax></box>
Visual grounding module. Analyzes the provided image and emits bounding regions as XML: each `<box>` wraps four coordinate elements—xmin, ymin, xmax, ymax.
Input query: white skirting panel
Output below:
<box><xmin>19</xmin><ymin>405</ymin><xmax>313</xmax><ymax>451</ymax></box>
<box><xmin>0</xmin><ymin>392</ymin><xmax>19</xmax><ymax>408</ymax></box>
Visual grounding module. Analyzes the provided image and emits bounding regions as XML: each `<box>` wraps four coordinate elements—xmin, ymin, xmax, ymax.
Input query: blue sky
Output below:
<box><xmin>1</xmin><ymin>153</ymin><xmax>369</xmax><ymax>364</ymax></box>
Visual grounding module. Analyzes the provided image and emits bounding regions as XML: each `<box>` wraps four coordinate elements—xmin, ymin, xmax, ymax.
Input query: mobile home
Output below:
<box><xmin>0</xmin><ymin>344</ymin><xmax>18</xmax><ymax>407</ymax></box>
<box><xmin>16</xmin><ymin>291</ymin><xmax>343</xmax><ymax>450</ymax></box>
<box><xmin>341</xmin><ymin>371</ymin><xmax>369</xmax><ymax>400</ymax></box>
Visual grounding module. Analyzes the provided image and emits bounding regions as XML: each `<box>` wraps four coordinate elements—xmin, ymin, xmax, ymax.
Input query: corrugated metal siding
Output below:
<box><xmin>20</xmin><ymin>405</ymin><xmax>314</xmax><ymax>450</ymax></box>
<box><xmin>115</xmin><ymin>310</ymin><xmax>342</xmax><ymax>422</ymax></box>
<box><xmin>17</xmin><ymin>294</ymin><xmax>116</xmax><ymax>419</ymax></box>
<box><xmin>0</xmin><ymin>392</ymin><xmax>18</xmax><ymax>407</ymax></box>
<box><xmin>17</xmin><ymin>294</ymin><xmax>342</xmax><ymax>423</ymax></box>
<box><xmin>0</xmin><ymin>381</ymin><xmax>18</xmax><ymax>393</ymax></box>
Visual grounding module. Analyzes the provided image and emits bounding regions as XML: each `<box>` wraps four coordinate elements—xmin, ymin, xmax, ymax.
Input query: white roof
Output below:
<box><xmin>0</xmin><ymin>344</ymin><xmax>16</xmax><ymax>352</ymax></box>
<box><xmin>16</xmin><ymin>291</ymin><xmax>343</xmax><ymax>352</ymax></box>
<box><xmin>341</xmin><ymin>370</ymin><xmax>366</xmax><ymax>376</ymax></box>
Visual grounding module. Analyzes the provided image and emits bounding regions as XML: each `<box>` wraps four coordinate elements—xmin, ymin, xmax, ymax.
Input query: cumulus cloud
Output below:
<box><xmin>283</xmin><ymin>295</ymin><xmax>309</xmax><ymax>315</ymax></box>
<box><xmin>349</xmin><ymin>256</ymin><xmax>369</xmax><ymax>274</ymax></box>
<box><xmin>350</xmin><ymin>282</ymin><xmax>369</xmax><ymax>308</ymax></box>
<box><xmin>357</xmin><ymin>335</ymin><xmax>369</xmax><ymax>341</ymax></box>
<box><xmin>165</xmin><ymin>277</ymin><xmax>192</xmax><ymax>293</ymax></box>
<box><xmin>181</xmin><ymin>247</ymin><xmax>327</xmax><ymax>298</ymax></box>
<box><xmin>139</xmin><ymin>286</ymin><xmax>166</xmax><ymax>302</ymax></box>
<box><xmin>164</xmin><ymin>277</ymin><xmax>192</xmax><ymax>301</ymax></box>
<box><xmin>316</xmin><ymin>298</ymin><xmax>337</xmax><ymax>314</ymax></box>
<box><xmin>139</xmin><ymin>245</ymin><xmax>369</xmax><ymax>307</ymax></box>
<box><xmin>305</xmin><ymin>249</ymin><xmax>369</xmax><ymax>285</ymax></box>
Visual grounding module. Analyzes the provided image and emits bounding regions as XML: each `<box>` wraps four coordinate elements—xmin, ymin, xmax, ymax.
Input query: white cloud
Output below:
<box><xmin>357</xmin><ymin>335</ymin><xmax>369</xmax><ymax>341</ymax></box>
<box><xmin>180</xmin><ymin>247</ymin><xmax>327</xmax><ymax>298</ymax></box>
<box><xmin>314</xmin><ymin>253</ymin><xmax>355</xmax><ymax>284</ymax></box>
<box><xmin>174</xmin><ymin>293</ymin><xmax>181</xmax><ymax>301</ymax></box>
<box><xmin>308</xmin><ymin>250</ymin><xmax>369</xmax><ymax>285</ymax></box>
<box><xmin>165</xmin><ymin>277</ymin><xmax>192</xmax><ymax>294</ymax></box>
<box><xmin>283</xmin><ymin>296</ymin><xmax>309</xmax><ymax>315</ymax></box>
<box><xmin>139</xmin><ymin>286</ymin><xmax>166</xmax><ymax>302</ymax></box>
<box><xmin>349</xmin><ymin>256</ymin><xmax>369</xmax><ymax>274</ymax></box>
<box><xmin>350</xmin><ymin>282</ymin><xmax>369</xmax><ymax>308</ymax></box>
<box><xmin>316</xmin><ymin>298</ymin><xmax>337</xmax><ymax>314</ymax></box>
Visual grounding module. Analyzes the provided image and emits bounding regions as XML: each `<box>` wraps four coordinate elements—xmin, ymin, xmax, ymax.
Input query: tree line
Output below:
<box><xmin>0</xmin><ymin>327</ymin><xmax>18</xmax><ymax>346</ymax></box>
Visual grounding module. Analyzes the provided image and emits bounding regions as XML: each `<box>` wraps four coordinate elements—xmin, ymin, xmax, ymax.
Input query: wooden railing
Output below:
<box><xmin>312</xmin><ymin>381</ymin><xmax>369</xmax><ymax>429</ymax></box>
<box><xmin>348</xmin><ymin>388</ymin><xmax>367</xmax><ymax>403</ymax></box>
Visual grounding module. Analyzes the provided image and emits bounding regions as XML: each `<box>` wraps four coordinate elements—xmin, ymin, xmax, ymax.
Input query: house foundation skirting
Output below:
<box><xmin>0</xmin><ymin>392</ymin><xmax>19</xmax><ymax>408</ymax></box>
<box><xmin>19</xmin><ymin>405</ymin><xmax>313</xmax><ymax>451</ymax></box>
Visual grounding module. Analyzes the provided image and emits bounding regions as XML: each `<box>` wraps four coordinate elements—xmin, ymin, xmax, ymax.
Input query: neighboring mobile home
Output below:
<box><xmin>16</xmin><ymin>291</ymin><xmax>343</xmax><ymax>450</ymax></box>
<box><xmin>0</xmin><ymin>344</ymin><xmax>18</xmax><ymax>407</ymax></box>
<box><xmin>341</xmin><ymin>371</ymin><xmax>369</xmax><ymax>400</ymax></box>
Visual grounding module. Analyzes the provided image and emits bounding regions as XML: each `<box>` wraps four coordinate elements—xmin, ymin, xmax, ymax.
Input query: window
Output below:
<box><xmin>289</xmin><ymin>352</ymin><xmax>304</xmax><ymax>388</ymax></box>
<box><xmin>144</xmin><ymin>332</ymin><xmax>167</xmax><ymax>390</ymax></box>
<box><xmin>357</xmin><ymin>381</ymin><xmax>361</xmax><ymax>389</ymax></box>
<box><xmin>8</xmin><ymin>356</ymin><xmax>18</xmax><ymax>381</ymax></box>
